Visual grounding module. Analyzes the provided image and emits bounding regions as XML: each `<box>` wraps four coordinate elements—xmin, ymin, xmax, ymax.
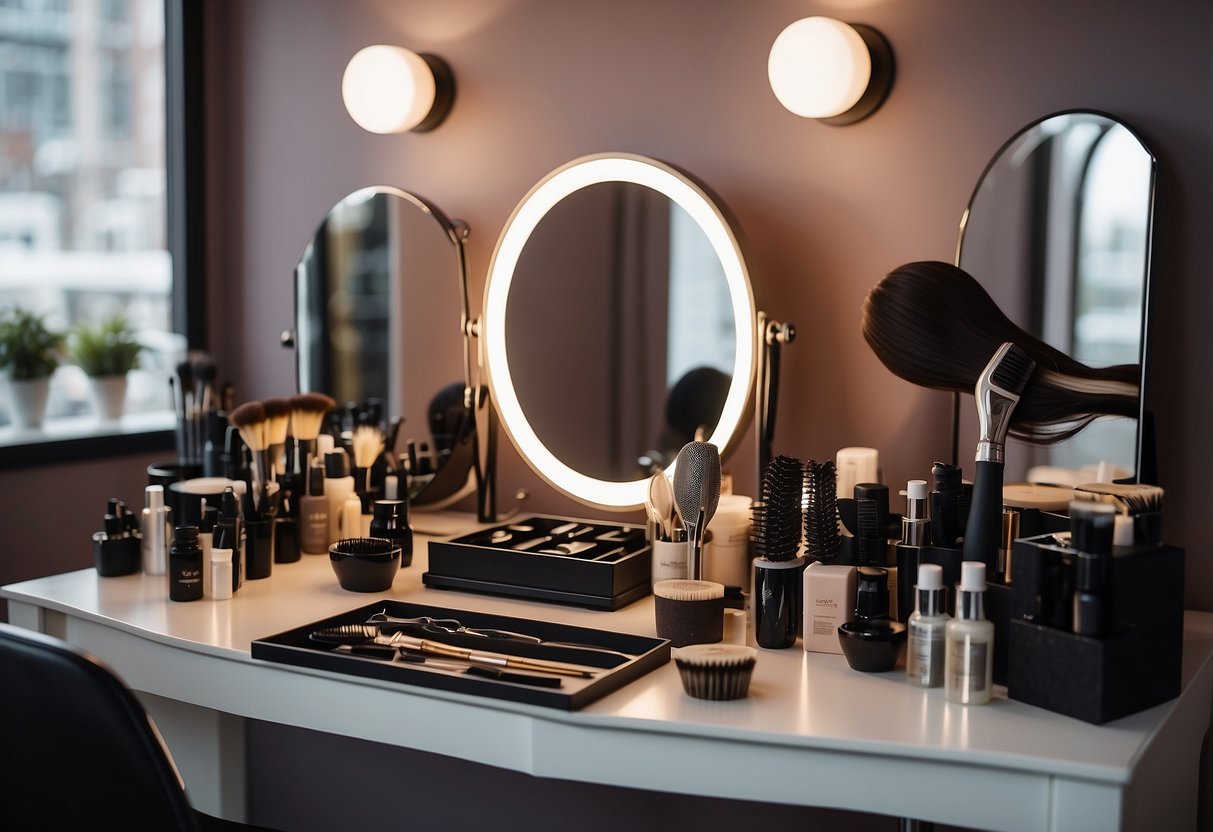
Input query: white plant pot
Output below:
<box><xmin>90</xmin><ymin>375</ymin><xmax>128</xmax><ymax>421</ymax></box>
<box><xmin>9</xmin><ymin>376</ymin><xmax>51</xmax><ymax>429</ymax></box>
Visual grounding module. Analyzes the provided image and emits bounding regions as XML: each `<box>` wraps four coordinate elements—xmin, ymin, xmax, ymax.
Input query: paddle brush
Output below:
<box><xmin>861</xmin><ymin>261</ymin><xmax>1139</xmax><ymax>444</ymax></box>
<box><xmin>672</xmin><ymin>441</ymin><xmax>721</xmax><ymax>581</ymax></box>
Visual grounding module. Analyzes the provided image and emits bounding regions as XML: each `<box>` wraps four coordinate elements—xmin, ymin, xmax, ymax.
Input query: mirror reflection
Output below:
<box><xmin>504</xmin><ymin>181</ymin><xmax>737</xmax><ymax>483</ymax></box>
<box><xmin>294</xmin><ymin>186</ymin><xmax>474</xmax><ymax>503</ymax></box>
<box><xmin>957</xmin><ymin>111</ymin><xmax>1154</xmax><ymax>481</ymax></box>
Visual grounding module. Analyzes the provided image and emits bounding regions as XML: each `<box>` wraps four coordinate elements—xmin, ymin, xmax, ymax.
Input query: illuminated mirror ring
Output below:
<box><xmin>484</xmin><ymin>153</ymin><xmax>757</xmax><ymax>509</ymax></box>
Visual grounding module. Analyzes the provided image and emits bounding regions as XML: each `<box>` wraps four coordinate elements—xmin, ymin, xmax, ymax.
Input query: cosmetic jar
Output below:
<box><xmin>330</xmin><ymin>538</ymin><xmax>401</xmax><ymax>592</ymax></box>
<box><xmin>653</xmin><ymin>579</ymin><xmax>725</xmax><ymax>647</ymax></box>
<box><xmin>838</xmin><ymin>567</ymin><xmax>906</xmax><ymax>672</ymax></box>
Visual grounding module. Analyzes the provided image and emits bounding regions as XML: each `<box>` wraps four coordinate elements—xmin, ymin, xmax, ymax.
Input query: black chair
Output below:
<box><xmin>0</xmin><ymin>622</ymin><xmax>266</xmax><ymax>831</ymax></box>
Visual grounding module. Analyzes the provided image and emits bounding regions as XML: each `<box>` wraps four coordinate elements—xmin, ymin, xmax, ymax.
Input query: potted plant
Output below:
<box><xmin>71</xmin><ymin>315</ymin><xmax>142</xmax><ymax>421</ymax></box>
<box><xmin>0</xmin><ymin>307</ymin><xmax>64</xmax><ymax>429</ymax></box>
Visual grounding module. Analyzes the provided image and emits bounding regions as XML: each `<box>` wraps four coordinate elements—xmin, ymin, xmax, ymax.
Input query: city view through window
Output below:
<box><xmin>0</xmin><ymin>0</ymin><xmax>179</xmax><ymax>429</ymax></box>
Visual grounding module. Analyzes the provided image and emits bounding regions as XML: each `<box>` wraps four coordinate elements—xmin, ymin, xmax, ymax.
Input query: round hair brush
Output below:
<box><xmin>672</xmin><ymin>441</ymin><xmax>722</xmax><ymax>581</ymax></box>
<box><xmin>750</xmin><ymin>455</ymin><xmax>804</xmax><ymax>562</ymax></box>
<box><xmin>803</xmin><ymin>459</ymin><xmax>840</xmax><ymax>562</ymax></box>
<box><xmin>861</xmin><ymin>261</ymin><xmax>1140</xmax><ymax>444</ymax></box>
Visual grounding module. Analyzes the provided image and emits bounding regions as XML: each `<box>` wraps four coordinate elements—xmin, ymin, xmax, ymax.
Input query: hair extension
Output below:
<box><xmin>861</xmin><ymin>261</ymin><xmax>1140</xmax><ymax>444</ymax></box>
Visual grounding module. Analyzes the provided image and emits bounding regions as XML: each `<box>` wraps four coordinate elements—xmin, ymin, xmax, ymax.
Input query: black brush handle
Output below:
<box><xmin>962</xmin><ymin>460</ymin><xmax>1003</xmax><ymax>579</ymax></box>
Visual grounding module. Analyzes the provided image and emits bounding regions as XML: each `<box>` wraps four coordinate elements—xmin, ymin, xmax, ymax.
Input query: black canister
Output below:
<box><xmin>369</xmin><ymin>499</ymin><xmax>413</xmax><ymax>566</ymax></box>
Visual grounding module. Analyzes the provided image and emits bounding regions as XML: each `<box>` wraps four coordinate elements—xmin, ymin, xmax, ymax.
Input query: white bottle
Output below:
<box><xmin>324</xmin><ymin>450</ymin><xmax>356</xmax><ymax>544</ymax></box>
<box><xmin>340</xmin><ymin>493</ymin><xmax>363</xmax><ymax>539</ymax></box>
<box><xmin>907</xmin><ymin>563</ymin><xmax>949</xmax><ymax>687</ymax></box>
<box><xmin>210</xmin><ymin>548</ymin><xmax>233</xmax><ymax>601</ymax></box>
<box><xmin>141</xmin><ymin>485</ymin><xmax>171</xmax><ymax>577</ymax></box>
<box><xmin>945</xmin><ymin>561</ymin><xmax>994</xmax><ymax>705</ymax></box>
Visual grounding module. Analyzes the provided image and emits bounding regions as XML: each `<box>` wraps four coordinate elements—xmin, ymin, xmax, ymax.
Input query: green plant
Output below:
<box><xmin>71</xmin><ymin>315</ymin><xmax>142</xmax><ymax>377</ymax></box>
<box><xmin>0</xmin><ymin>307</ymin><xmax>64</xmax><ymax>381</ymax></box>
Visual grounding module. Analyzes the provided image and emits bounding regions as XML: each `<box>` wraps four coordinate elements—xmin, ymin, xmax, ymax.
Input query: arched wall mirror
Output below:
<box><xmin>294</xmin><ymin>186</ymin><xmax>476</xmax><ymax>506</ymax></box>
<box><xmin>483</xmin><ymin>153</ymin><xmax>757</xmax><ymax>510</ymax></box>
<box><xmin>956</xmin><ymin>111</ymin><xmax>1155</xmax><ymax>483</ymax></box>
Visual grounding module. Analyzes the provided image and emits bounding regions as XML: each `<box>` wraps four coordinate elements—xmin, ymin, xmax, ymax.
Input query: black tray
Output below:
<box><xmin>424</xmin><ymin>515</ymin><xmax>651</xmax><ymax>610</ymax></box>
<box><xmin>251</xmin><ymin>599</ymin><xmax>669</xmax><ymax>710</ymax></box>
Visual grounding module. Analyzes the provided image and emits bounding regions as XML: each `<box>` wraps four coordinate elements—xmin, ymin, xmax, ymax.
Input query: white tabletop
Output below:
<box><xmin>5</xmin><ymin>513</ymin><xmax>1210</xmax><ymax>831</ymax></box>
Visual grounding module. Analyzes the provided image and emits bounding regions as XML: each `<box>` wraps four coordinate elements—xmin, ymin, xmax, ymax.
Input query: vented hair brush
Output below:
<box><xmin>803</xmin><ymin>459</ymin><xmax>840</xmax><ymax>562</ymax></box>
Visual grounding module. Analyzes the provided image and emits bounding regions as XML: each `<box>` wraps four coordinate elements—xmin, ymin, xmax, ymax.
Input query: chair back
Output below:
<box><xmin>0</xmin><ymin>622</ymin><xmax>199</xmax><ymax>831</ymax></box>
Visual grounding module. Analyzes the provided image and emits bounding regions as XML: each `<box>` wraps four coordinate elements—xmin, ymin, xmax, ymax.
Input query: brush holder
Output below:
<box><xmin>1006</xmin><ymin>534</ymin><xmax>1184</xmax><ymax>723</ymax></box>
<box><xmin>752</xmin><ymin>556</ymin><xmax>806</xmax><ymax>649</ymax></box>
<box><xmin>653</xmin><ymin>579</ymin><xmax>725</xmax><ymax>647</ymax></box>
<box><xmin>329</xmin><ymin>538</ymin><xmax>401</xmax><ymax>592</ymax></box>
<box><xmin>244</xmin><ymin>519</ymin><xmax>275</xmax><ymax>580</ymax></box>
<box><xmin>651</xmin><ymin>535</ymin><xmax>689</xmax><ymax>585</ymax></box>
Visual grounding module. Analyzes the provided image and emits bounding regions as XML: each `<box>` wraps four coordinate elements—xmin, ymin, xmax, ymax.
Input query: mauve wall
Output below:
<box><xmin>207</xmin><ymin>0</ymin><xmax>1212</xmax><ymax>603</ymax></box>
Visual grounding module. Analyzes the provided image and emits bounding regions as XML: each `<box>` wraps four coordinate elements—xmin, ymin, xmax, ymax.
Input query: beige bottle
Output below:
<box><xmin>945</xmin><ymin>561</ymin><xmax>994</xmax><ymax>705</ymax></box>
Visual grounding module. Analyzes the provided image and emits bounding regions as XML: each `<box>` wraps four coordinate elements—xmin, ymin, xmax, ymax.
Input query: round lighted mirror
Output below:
<box><xmin>484</xmin><ymin>154</ymin><xmax>757</xmax><ymax>509</ymax></box>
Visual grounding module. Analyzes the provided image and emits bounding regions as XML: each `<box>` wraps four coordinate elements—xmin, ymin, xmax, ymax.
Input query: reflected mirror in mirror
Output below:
<box><xmin>294</xmin><ymin>186</ymin><xmax>474</xmax><ymax>505</ymax></box>
<box><xmin>485</xmin><ymin>154</ymin><xmax>756</xmax><ymax>509</ymax></box>
<box><xmin>957</xmin><ymin>111</ymin><xmax>1154</xmax><ymax>482</ymax></box>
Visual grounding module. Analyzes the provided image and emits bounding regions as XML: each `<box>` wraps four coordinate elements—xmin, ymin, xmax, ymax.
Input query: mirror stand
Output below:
<box><xmin>755</xmin><ymin>311</ymin><xmax>796</xmax><ymax>485</ymax></box>
<box><xmin>448</xmin><ymin>219</ymin><xmax>498</xmax><ymax>523</ymax></box>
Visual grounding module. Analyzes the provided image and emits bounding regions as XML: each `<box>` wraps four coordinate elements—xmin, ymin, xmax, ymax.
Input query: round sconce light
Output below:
<box><xmin>767</xmin><ymin>17</ymin><xmax>893</xmax><ymax>125</ymax></box>
<box><xmin>341</xmin><ymin>45</ymin><xmax>455</xmax><ymax>134</ymax></box>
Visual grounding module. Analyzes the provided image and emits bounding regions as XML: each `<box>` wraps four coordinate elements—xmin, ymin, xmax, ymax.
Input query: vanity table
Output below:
<box><xmin>3</xmin><ymin>516</ymin><xmax>1210</xmax><ymax>832</ymax></box>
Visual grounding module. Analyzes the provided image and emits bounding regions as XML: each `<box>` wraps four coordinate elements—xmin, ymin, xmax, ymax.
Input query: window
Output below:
<box><xmin>0</xmin><ymin>0</ymin><xmax>199</xmax><ymax>451</ymax></box>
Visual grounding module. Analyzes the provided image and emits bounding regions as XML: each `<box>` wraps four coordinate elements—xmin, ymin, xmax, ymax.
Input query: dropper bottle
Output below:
<box><xmin>907</xmin><ymin>563</ymin><xmax>949</xmax><ymax>688</ymax></box>
<box><xmin>945</xmin><ymin>561</ymin><xmax>994</xmax><ymax>705</ymax></box>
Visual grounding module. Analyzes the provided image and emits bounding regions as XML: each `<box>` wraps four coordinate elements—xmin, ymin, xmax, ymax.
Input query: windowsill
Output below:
<box><xmin>0</xmin><ymin>410</ymin><xmax>176</xmax><ymax>471</ymax></box>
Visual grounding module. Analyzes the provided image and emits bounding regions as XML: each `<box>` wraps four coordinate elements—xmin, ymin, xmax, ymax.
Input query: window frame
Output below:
<box><xmin>0</xmin><ymin>0</ymin><xmax>204</xmax><ymax>470</ymax></box>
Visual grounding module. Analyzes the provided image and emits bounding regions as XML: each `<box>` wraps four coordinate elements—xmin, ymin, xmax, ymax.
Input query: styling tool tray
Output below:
<box><xmin>423</xmin><ymin>515</ymin><xmax>651</xmax><ymax>610</ymax></box>
<box><xmin>252</xmin><ymin>600</ymin><xmax>669</xmax><ymax>710</ymax></box>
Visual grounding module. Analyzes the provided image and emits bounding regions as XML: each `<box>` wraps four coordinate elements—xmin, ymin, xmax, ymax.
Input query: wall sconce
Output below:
<box><xmin>767</xmin><ymin>17</ymin><xmax>893</xmax><ymax>125</ymax></box>
<box><xmin>341</xmin><ymin>45</ymin><xmax>455</xmax><ymax>134</ymax></box>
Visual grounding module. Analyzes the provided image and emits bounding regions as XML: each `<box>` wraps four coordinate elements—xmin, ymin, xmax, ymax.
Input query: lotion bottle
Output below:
<box><xmin>299</xmin><ymin>464</ymin><xmax>330</xmax><ymax>555</ymax></box>
<box><xmin>210</xmin><ymin>547</ymin><xmax>233</xmax><ymax>601</ymax></box>
<box><xmin>945</xmin><ymin>561</ymin><xmax>994</xmax><ymax>705</ymax></box>
<box><xmin>141</xmin><ymin>484</ymin><xmax>171</xmax><ymax>577</ymax></box>
<box><xmin>324</xmin><ymin>450</ymin><xmax>355</xmax><ymax>544</ymax></box>
<box><xmin>907</xmin><ymin>563</ymin><xmax>949</xmax><ymax>687</ymax></box>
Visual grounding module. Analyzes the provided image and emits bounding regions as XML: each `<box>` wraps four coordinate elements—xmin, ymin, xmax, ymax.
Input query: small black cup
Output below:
<box><xmin>244</xmin><ymin>519</ymin><xmax>275</xmax><ymax>580</ymax></box>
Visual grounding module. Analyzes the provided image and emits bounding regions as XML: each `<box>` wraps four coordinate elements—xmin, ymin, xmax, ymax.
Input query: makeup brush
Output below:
<box><xmin>175</xmin><ymin>360</ymin><xmax>196</xmax><ymax>465</ymax></box>
<box><xmin>289</xmin><ymin>392</ymin><xmax>335</xmax><ymax>486</ymax></box>
<box><xmin>962</xmin><ymin>342</ymin><xmax>1037</xmax><ymax>579</ymax></box>
<box><xmin>351</xmin><ymin>424</ymin><xmax>386</xmax><ymax>510</ymax></box>
<box><xmin>229</xmin><ymin>401</ymin><xmax>270</xmax><ymax>509</ymax></box>
<box><xmin>803</xmin><ymin>459</ymin><xmax>840</xmax><ymax>562</ymax></box>
<box><xmin>262</xmin><ymin>397</ymin><xmax>292</xmax><ymax>477</ymax></box>
<box><xmin>672</xmin><ymin>441</ymin><xmax>722</xmax><ymax>581</ymax></box>
<box><xmin>750</xmin><ymin>455</ymin><xmax>804</xmax><ymax>562</ymax></box>
<box><xmin>861</xmin><ymin>261</ymin><xmax>1139</xmax><ymax>443</ymax></box>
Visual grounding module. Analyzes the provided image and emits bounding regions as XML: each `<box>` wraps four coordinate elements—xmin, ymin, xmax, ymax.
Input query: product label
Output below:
<box><xmin>907</xmin><ymin>620</ymin><xmax>944</xmax><ymax>686</ymax></box>
<box><xmin>947</xmin><ymin>636</ymin><xmax>988</xmax><ymax>694</ymax></box>
<box><xmin>812</xmin><ymin>616</ymin><xmax>836</xmax><ymax>637</ymax></box>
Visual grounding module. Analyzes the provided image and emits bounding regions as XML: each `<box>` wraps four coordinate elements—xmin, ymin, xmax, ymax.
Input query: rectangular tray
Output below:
<box><xmin>252</xmin><ymin>599</ymin><xmax>669</xmax><ymax>710</ymax></box>
<box><xmin>424</xmin><ymin>515</ymin><xmax>651</xmax><ymax>610</ymax></box>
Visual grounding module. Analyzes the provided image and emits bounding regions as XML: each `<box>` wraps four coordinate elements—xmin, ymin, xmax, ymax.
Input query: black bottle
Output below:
<box><xmin>169</xmin><ymin>525</ymin><xmax>204</xmax><ymax>602</ymax></box>
<box><xmin>214</xmin><ymin>486</ymin><xmax>242</xmax><ymax>593</ymax></box>
<box><xmin>369</xmin><ymin>499</ymin><xmax>413</xmax><ymax>566</ymax></box>
<box><xmin>838</xmin><ymin>566</ymin><xmax>907</xmax><ymax>672</ymax></box>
